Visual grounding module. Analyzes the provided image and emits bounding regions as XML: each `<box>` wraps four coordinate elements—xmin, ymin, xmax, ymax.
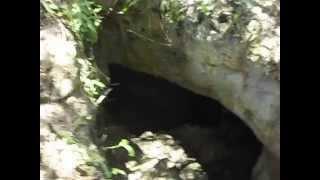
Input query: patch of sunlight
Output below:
<box><xmin>128</xmin><ymin>171</ymin><xmax>143</xmax><ymax>180</ymax></box>
<box><xmin>126</xmin><ymin>161</ymin><xmax>138</xmax><ymax>170</ymax></box>
<box><xmin>51</xmin><ymin>41</ymin><xmax>76</xmax><ymax>65</ymax></box>
<box><xmin>42</xmin><ymin>139</ymin><xmax>87</xmax><ymax>178</ymax></box>
<box><xmin>169</xmin><ymin>148</ymin><xmax>186</xmax><ymax>162</ymax></box>
<box><xmin>112</xmin><ymin>168</ymin><xmax>127</xmax><ymax>176</ymax></box>
<box><xmin>42</xmin><ymin>33</ymin><xmax>76</xmax><ymax>65</ymax></box>
<box><xmin>129</xmin><ymin>159</ymin><xmax>159</xmax><ymax>172</ymax></box>
<box><xmin>57</xmin><ymin>78</ymin><xmax>74</xmax><ymax>97</ymax></box>
<box><xmin>166</xmin><ymin>160</ymin><xmax>175</xmax><ymax>168</ymax></box>
<box><xmin>157</xmin><ymin>177</ymin><xmax>174</xmax><ymax>180</ymax></box>
<box><xmin>144</xmin><ymin>141</ymin><xmax>166</xmax><ymax>159</ymax></box>
<box><xmin>40</xmin><ymin>103</ymin><xmax>64</xmax><ymax>121</ymax></box>
<box><xmin>186</xmin><ymin>162</ymin><xmax>202</xmax><ymax>170</ymax></box>
<box><xmin>179</xmin><ymin>162</ymin><xmax>204</xmax><ymax>179</ymax></box>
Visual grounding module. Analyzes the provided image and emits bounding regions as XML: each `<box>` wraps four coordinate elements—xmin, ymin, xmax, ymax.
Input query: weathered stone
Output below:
<box><xmin>40</xmin><ymin>20</ymin><xmax>78</xmax><ymax>102</ymax></box>
<box><xmin>40</xmin><ymin>103</ymin><xmax>74</xmax><ymax>131</ymax></box>
<box><xmin>125</xmin><ymin>131</ymin><xmax>208</xmax><ymax>180</ymax></box>
<box><xmin>40</xmin><ymin>7</ymin><xmax>101</xmax><ymax>180</ymax></box>
<box><xmin>94</xmin><ymin>0</ymin><xmax>279</xmax><ymax>179</ymax></box>
<box><xmin>180</xmin><ymin>162</ymin><xmax>207</xmax><ymax>180</ymax></box>
<box><xmin>252</xmin><ymin>148</ymin><xmax>280</xmax><ymax>180</ymax></box>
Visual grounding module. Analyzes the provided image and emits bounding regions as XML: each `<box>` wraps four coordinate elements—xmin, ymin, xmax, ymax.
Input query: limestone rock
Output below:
<box><xmin>127</xmin><ymin>131</ymin><xmax>208</xmax><ymax>180</ymax></box>
<box><xmin>95</xmin><ymin>0</ymin><xmax>279</xmax><ymax>164</ymax></box>
<box><xmin>40</xmin><ymin>7</ymin><xmax>99</xmax><ymax>180</ymax></box>
<box><xmin>94</xmin><ymin>0</ymin><xmax>280</xmax><ymax>179</ymax></box>
<box><xmin>252</xmin><ymin>148</ymin><xmax>280</xmax><ymax>180</ymax></box>
<box><xmin>40</xmin><ymin>20</ymin><xmax>78</xmax><ymax>102</ymax></box>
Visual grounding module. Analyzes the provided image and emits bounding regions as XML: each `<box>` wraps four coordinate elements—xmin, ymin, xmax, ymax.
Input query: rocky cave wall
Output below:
<box><xmin>94</xmin><ymin>0</ymin><xmax>280</xmax><ymax>180</ymax></box>
<box><xmin>94</xmin><ymin>64</ymin><xmax>262</xmax><ymax>180</ymax></box>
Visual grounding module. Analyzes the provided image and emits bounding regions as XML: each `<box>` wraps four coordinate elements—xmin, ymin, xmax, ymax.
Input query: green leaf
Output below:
<box><xmin>87</xmin><ymin>22</ymin><xmax>96</xmax><ymax>32</ymax></box>
<box><xmin>56</xmin><ymin>12</ymin><xmax>64</xmax><ymax>17</ymax></box>
<box><xmin>98</xmin><ymin>161</ymin><xmax>112</xmax><ymax>179</ymax></box>
<box><xmin>94</xmin><ymin>20</ymin><xmax>101</xmax><ymax>27</ymax></box>
<box><xmin>48</xmin><ymin>3</ymin><xmax>59</xmax><ymax>11</ymax></box>
<box><xmin>93</xmin><ymin>7</ymin><xmax>102</xmax><ymax>13</ymax></box>
<box><xmin>111</xmin><ymin>168</ymin><xmax>127</xmax><ymax>175</ymax></box>
<box><xmin>119</xmin><ymin>139</ymin><xmax>136</xmax><ymax>157</ymax></box>
<box><xmin>93</xmin><ymin>80</ymin><xmax>105</xmax><ymax>88</ymax></box>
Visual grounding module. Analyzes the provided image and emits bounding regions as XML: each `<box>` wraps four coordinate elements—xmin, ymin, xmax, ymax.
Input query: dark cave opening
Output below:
<box><xmin>94</xmin><ymin>64</ymin><xmax>262</xmax><ymax>180</ymax></box>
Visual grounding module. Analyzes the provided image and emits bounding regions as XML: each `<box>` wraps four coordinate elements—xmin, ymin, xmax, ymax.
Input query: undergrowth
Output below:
<box><xmin>41</xmin><ymin>0</ymin><xmax>144</xmax><ymax>105</ymax></box>
<box><xmin>41</xmin><ymin>1</ymin><xmax>138</xmax><ymax>179</ymax></box>
<box><xmin>41</xmin><ymin>0</ymin><xmax>108</xmax><ymax>105</ymax></box>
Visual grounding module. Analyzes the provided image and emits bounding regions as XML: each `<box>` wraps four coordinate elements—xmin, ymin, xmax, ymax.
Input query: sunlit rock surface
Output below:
<box><xmin>94</xmin><ymin>1</ymin><xmax>280</xmax><ymax>179</ymax></box>
<box><xmin>40</xmin><ymin>19</ymin><xmax>78</xmax><ymax>102</ymax></box>
<box><xmin>100</xmin><ymin>130</ymin><xmax>209</xmax><ymax>180</ymax></box>
<box><xmin>40</xmin><ymin>7</ymin><xmax>101</xmax><ymax>180</ymax></box>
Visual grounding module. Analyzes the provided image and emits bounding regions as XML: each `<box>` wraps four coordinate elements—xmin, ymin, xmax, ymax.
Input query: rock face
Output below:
<box><xmin>40</xmin><ymin>19</ymin><xmax>79</xmax><ymax>102</ymax></box>
<box><xmin>122</xmin><ymin>131</ymin><xmax>209</xmax><ymax>180</ymax></box>
<box><xmin>94</xmin><ymin>0</ymin><xmax>280</xmax><ymax>179</ymax></box>
<box><xmin>94</xmin><ymin>65</ymin><xmax>262</xmax><ymax>179</ymax></box>
<box><xmin>252</xmin><ymin>148</ymin><xmax>280</xmax><ymax>180</ymax></box>
<box><xmin>40</xmin><ymin>8</ymin><xmax>103</xmax><ymax>180</ymax></box>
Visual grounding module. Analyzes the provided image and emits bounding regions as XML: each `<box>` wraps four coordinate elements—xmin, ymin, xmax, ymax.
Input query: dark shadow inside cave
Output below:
<box><xmin>93</xmin><ymin>64</ymin><xmax>262</xmax><ymax>180</ymax></box>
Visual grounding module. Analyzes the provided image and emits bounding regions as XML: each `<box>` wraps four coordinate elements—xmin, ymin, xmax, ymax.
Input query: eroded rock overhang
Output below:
<box><xmin>94</xmin><ymin>0</ymin><xmax>280</xmax><ymax>158</ymax></box>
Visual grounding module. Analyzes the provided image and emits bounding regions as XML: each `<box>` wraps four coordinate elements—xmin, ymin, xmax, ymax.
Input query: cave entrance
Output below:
<box><xmin>94</xmin><ymin>64</ymin><xmax>262</xmax><ymax>180</ymax></box>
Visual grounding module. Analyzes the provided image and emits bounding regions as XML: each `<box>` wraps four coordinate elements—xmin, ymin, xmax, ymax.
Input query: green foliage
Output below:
<box><xmin>118</xmin><ymin>139</ymin><xmax>136</xmax><ymax>157</ymax></box>
<box><xmin>118</xmin><ymin>0</ymin><xmax>142</xmax><ymax>14</ymax></box>
<box><xmin>50</xmin><ymin>128</ymin><xmax>79</xmax><ymax>145</ymax></box>
<box><xmin>86</xmin><ymin>148</ymin><xmax>113</xmax><ymax>179</ymax></box>
<box><xmin>160</xmin><ymin>0</ymin><xmax>217</xmax><ymax>23</ymax></box>
<box><xmin>161</xmin><ymin>0</ymin><xmax>187</xmax><ymax>23</ymax></box>
<box><xmin>41</xmin><ymin>0</ymin><xmax>60</xmax><ymax>14</ymax></box>
<box><xmin>63</xmin><ymin>0</ymin><xmax>103</xmax><ymax>45</ymax></box>
<box><xmin>102</xmin><ymin>139</ymin><xmax>136</xmax><ymax>157</ymax></box>
<box><xmin>78</xmin><ymin>57</ymin><xmax>109</xmax><ymax>105</ymax></box>
<box><xmin>86</xmin><ymin>139</ymin><xmax>136</xmax><ymax>179</ymax></box>
<box><xmin>41</xmin><ymin>0</ymin><xmax>108</xmax><ymax>105</ymax></box>
<box><xmin>41</xmin><ymin>0</ymin><xmax>104</xmax><ymax>46</ymax></box>
<box><xmin>111</xmin><ymin>168</ymin><xmax>127</xmax><ymax>176</ymax></box>
<box><xmin>60</xmin><ymin>131</ymin><xmax>79</xmax><ymax>144</ymax></box>
<box><xmin>98</xmin><ymin>0</ymin><xmax>142</xmax><ymax>15</ymax></box>
<box><xmin>196</xmin><ymin>0</ymin><xmax>216</xmax><ymax>16</ymax></box>
<box><xmin>99</xmin><ymin>139</ymin><xmax>136</xmax><ymax>177</ymax></box>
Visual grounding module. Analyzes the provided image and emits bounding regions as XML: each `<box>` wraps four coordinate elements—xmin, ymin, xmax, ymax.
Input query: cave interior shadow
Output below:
<box><xmin>95</xmin><ymin>64</ymin><xmax>262</xmax><ymax>180</ymax></box>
